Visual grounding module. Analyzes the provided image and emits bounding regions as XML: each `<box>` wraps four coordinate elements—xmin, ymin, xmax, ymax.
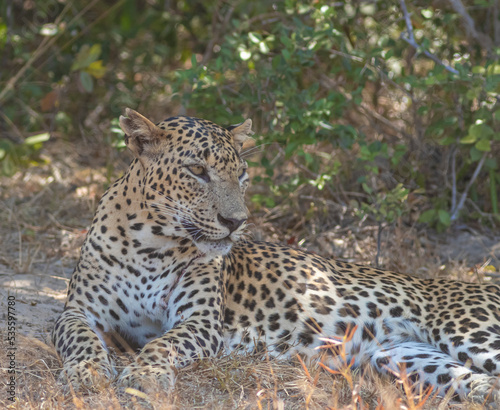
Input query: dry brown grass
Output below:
<box><xmin>0</xmin><ymin>333</ymin><xmax>464</xmax><ymax>409</ymax></box>
<box><xmin>2</xmin><ymin>332</ymin><xmax>489</xmax><ymax>409</ymax></box>
<box><xmin>1</xmin><ymin>140</ymin><xmax>498</xmax><ymax>409</ymax></box>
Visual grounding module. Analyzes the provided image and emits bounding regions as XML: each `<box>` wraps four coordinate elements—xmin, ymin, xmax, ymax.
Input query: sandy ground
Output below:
<box><xmin>0</xmin><ymin>266</ymin><xmax>68</xmax><ymax>342</ymax></box>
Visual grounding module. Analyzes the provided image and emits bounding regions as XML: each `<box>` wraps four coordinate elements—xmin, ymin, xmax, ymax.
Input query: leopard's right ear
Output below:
<box><xmin>119</xmin><ymin>108</ymin><xmax>162</xmax><ymax>157</ymax></box>
<box><xmin>227</xmin><ymin>119</ymin><xmax>254</xmax><ymax>152</ymax></box>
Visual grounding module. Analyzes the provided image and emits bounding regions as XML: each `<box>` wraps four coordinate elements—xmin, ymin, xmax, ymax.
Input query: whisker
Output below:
<box><xmin>131</xmin><ymin>205</ymin><xmax>195</xmax><ymax>226</ymax></box>
<box><xmin>147</xmin><ymin>188</ymin><xmax>199</xmax><ymax>215</ymax></box>
<box><xmin>145</xmin><ymin>186</ymin><xmax>204</xmax><ymax>213</ymax></box>
<box><xmin>240</xmin><ymin>142</ymin><xmax>270</xmax><ymax>158</ymax></box>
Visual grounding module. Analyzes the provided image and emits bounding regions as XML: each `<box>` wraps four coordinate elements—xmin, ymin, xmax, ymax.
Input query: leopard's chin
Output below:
<box><xmin>194</xmin><ymin>238</ymin><xmax>234</xmax><ymax>259</ymax></box>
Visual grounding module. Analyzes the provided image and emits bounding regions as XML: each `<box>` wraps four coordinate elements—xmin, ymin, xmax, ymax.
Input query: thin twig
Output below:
<box><xmin>450</xmin><ymin>151</ymin><xmax>488</xmax><ymax>221</ymax></box>
<box><xmin>400</xmin><ymin>34</ymin><xmax>459</xmax><ymax>75</ymax></box>
<box><xmin>202</xmin><ymin>1</ymin><xmax>236</xmax><ymax>65</ymax></box>
<box><xmin>451</xmin><ymin>146</ymin><xmax>457</xmax><ymax>212</ymax></box>
<box><xmin>399</xmin><ymin>0</ymin><xmax>459</xmax><ymax>75</ymax></box>
<box><xmin>466</xmin><ymin>196</ymin><xmax>498</xmax><ymax>226</ymax></box>
<box><xmin>319</xmin><ymin>74</ymin><xmax>412</xmax><ymax>141</ymax></box>
<box><xmin>359</xmin><ymin>102</ymin><xmax>412</xmax><ymax>140</ymax></box>
<box><xmin>238</xmin><ymin>11</ymin><xmax>283</xmax><ymax>31</ymax></box>
<box><xmin>0</xmin><ymin>1</ymin><xmax>73</xmax><ymax>103</ymax></box>
<box><xmin>375</xmin><ymin>222</ymin><xmax>383</xmax><ymax>268</ymax></box>
<box><xmin>400</xmin><ymin>0</ymin><xmax>416</xmax><ymax>43</ymax></box>
<box><xmin>0</xmin><ymin>108</ymin><xmax>24</xmax><ymax>142</ymax></box>
<box><xmin>36</xmin><ymin>0</ymin><xmax>127</xmax><ymax>74</ymax></box>
<box><xmin>447</xmin><ymin>0</ymin><xmax>493</xmax><ymax>51</ymax></box>
<box><xmin>494</xmin><ymin>0</ymin><xmax>500</xmax><ymax>46</ymax></box>
<box><xmin>329</xmin><ymin>49</ymin><xmax>364</xmax><ymax>62</ymax></box>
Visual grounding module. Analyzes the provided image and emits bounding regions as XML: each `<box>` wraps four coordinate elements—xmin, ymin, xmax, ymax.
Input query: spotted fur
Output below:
<box><xmin>53</xmin><ymin>109</ymin><xmax>500</xmax><ymax>404</ymax></box>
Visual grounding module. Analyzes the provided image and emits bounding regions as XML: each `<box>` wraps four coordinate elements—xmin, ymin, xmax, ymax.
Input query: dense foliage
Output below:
<box><xmin>1</xmin><ymin>0</ymin><xmax>499</xmax><ymax>230</ymax></box>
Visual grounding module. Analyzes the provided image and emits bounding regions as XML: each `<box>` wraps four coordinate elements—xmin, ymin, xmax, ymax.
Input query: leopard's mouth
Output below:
<box><xmin>182</xmin><ymin>221</ymin><xmax>207</xmax><ymax>241</ymax></box>
<box><xmin>182</xmin><ymin>223</ymin><xmax>239</xmax><ymax>260</ymax></box>
<box><xmin>182</xmin><ymin>221</ymin><xmax>236</xmax><ymax>252</ymax></box>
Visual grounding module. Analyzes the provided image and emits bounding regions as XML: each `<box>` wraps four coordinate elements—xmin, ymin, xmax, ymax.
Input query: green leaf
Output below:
<box><xmin>466</xmin><ymin>87</ymin><xmax>481</xmax><ymax>100</ymax></box>
<box><xmin>80</xmin><ymin>71</ymin><xmax>94</xmax><ymax>93</ymax></box>
<box><xmin>361</xmin><ymin>183</ymin><xmax>372</xmax><ymax>194</ymax></box>
<box><xmin>439</xmin><ymin>136</ymin><xmax>456</xmax><ymax>145</ymax></box>
<box><xmin>460</xmin><ymin>134</ymin><xmax>477</xmax><ymax>144</ymax></box>
<box><xmin>251</xmin><ymin>194</ymin><xmax>275</xmax><ymax>208</ymax></box>
<box><xmin>470</xmin><ymin>147</ymin><xmax>483</xmax><ymax>161</ymax></box>
<box><xmin>438</xmin><ymin>209</ymin><xmax>451</xmax><ymax>226</ymax></box>
<box><xmin>469</xmin><ymin>123</ymin><xmax>494</xmax><ymax>139</ymax></box>
<box><xmin>475</xmin><ymin>139</ymin><xmax>491</xmax><ymax>151</ymax></box>
<box><xmin>0</xmin><ymin>139</ymin><xmax>10</xmax><ymax>160</ymax></box>
<box><xmin>485</xmin><ymin>158</ymin><xmax>498</xmax><ymax>170</ymax></box>
<box><xmin>280</xmin><ymin>35</ymin><xmax>292</xmax><ymax>48</ymax></box>
<box><xmin>418</xmin><ymin>106</ymin><xmax>429</xmax><ymax>115</ymax></box>
<box><xmin>25</xmin><ymin>132</ymin><xmax>50</xmax><ymax>145</ymax></box>
<box><xmin>424</xmin><ymin>76</ymin><xmax>437</xmax><ymax>85</ymax></box>
<box><xmin>461</xmin><ymin>122</ymin><xmax>493</xmax><ymax>144</ymax></box>
<box><xmin>421</xmin><ymin>9</ymin><xmax>433</xmax><ymax>18</ymax></box>
<box><xmin>85</xmin><ymin>60</ymin><xmax>106</xmax><ymax>79</ymax></box>
<box><xmin>238</xmin><ymin>46</ymin><xmax>251</xmax><ymax>61</ymax></box>
<box><xmin>419</xmin><ymin>209</ymin><xmax>436</xmax><ymax>223</ymax></box>
<box><xmin>487</xmin><ymin>64</ymin><xmax>500</xmax><ymax>75</ymax></box>
<box><xmin>71</xmin><ymin>44</ymin><xmax>102</xmax><ymax>71</ymax></box>
<box><xmin>248</xmin><ymin>32</ymin><xmax>262</xmax><ymax>44</ymax></box>
<box><xmin>259</xmin><ymin>41</ymin><xmax>270</xmax><ymax>54</ymax></box>
<box><xmin>40</xmin><ymin>23</ymin><xmax>58</xmax><ymax>36</ymax></box>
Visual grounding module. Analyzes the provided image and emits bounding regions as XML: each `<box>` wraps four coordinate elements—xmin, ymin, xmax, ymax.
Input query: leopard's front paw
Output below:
<box><xmin>119</xmin><ymin>362</ymin><xmax>176</xmax><ymax>392</ymax></box>
<box><xmin>60</xmin><ymin>358</ymin><xmax>116</xmax><ymax>392</ymax></box>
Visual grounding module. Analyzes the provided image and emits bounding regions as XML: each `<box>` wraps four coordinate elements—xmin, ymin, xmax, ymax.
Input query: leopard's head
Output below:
<box><xmin>119</xmin><ymin>108</ymin><xmax>252</xmax><ymax>257</ymax></box>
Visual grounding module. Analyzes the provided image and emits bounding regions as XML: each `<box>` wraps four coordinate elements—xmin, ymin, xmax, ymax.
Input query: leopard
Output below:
<box><xmin>53</xmin><ymin>108</ymin><xmax>500</xmax><ymax>405</ymax></box>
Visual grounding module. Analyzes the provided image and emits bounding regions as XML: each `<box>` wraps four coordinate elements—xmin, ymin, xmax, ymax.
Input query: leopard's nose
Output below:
<box><xmin>217</xmin><ymin>214</ymin><xmax>246</xmax><ymax>233</ymax></box>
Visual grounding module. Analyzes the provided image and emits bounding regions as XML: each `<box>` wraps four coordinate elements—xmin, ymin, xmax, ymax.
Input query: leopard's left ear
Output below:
<box><xmin>227</xmin><ymin>119</ymin><xmax>254</xmax><ymax>151</ymax></box>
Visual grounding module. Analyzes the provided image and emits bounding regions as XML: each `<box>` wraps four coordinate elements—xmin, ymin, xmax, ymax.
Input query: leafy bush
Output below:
<box><xmin>1</xmin><ymin>0</ymin><xmax>499</xmax><ymax>229</ymax></box>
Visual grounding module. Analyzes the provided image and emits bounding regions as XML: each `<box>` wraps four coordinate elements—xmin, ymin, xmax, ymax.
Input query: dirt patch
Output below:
<box><xmin>0</xmin><ymin>267</ymin><xmax>67</xmax><ymax>339</ymax></box>
<box><xmin>436</xmin><ymin>229</ymin><xmax>500</xmax><ymax>266</ymax></box>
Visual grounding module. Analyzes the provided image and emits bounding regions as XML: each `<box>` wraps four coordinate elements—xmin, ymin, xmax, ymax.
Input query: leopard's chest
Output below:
<box><xmin>79</xmin><ymin>245</ymin><xmax>199</xmax><ymax>346</ymax></box>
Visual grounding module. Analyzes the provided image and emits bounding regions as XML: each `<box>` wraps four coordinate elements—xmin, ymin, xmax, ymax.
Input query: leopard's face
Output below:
<box><xmin>119</xmin><ymin>110</ymin><xmax>252</xmax><ymax>257</ymax></box>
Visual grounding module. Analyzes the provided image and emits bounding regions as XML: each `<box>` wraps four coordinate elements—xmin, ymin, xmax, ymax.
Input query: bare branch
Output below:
<box><xmin>375</xmin><ymin>223</ymin><xmax>383</xmax><ymax>268</ymax></box>
<box><xmin>494</xmin><ymin>0</ymin><xmax>500</xmax><ymax>46</ymax></box>
<box><xmin>447</xmin><ymin>0</ymin><xmax>493</xmax><ymax>51</ymax></box>
<box><xmin>399</xmin><ymin>0</ymin><xmax>459</xmax><ymax>75</ymax></box>
<box><xmin>319</xmin><ymin>74</ymin><xmax>412</xmax><ymax>141</ymax></box>
<box><xmin>359</xmin><ymin>102</ymin><xmax>412</xmax><ymax>140</ymax></box>
<box><xmin>450</xmin><ymin>151</ymin><xmax>488</xmax><ymax>221</ymax></box>
<box><xmin>399</xmin><ymin>0</ymin><xmax>415</xmax><ymax>43</ymax></box>
<box><xmin>202</xmin><ymin>1</ymin><xmax>236</xmax><ymax>65</ymax></box>
<box><xmin>451</xmin><ymin>147</ymin><xmax>458</xmax><ymax>213</ymax></box>
<box><xmin>0</xmin><ymin>108</ymin><xmax>23</xmax><ymax>142</ymax></box>
<box><xmin>0</xmin><ymin>0</ymin><xmax>117</xmax><ymax>104</ymax></box>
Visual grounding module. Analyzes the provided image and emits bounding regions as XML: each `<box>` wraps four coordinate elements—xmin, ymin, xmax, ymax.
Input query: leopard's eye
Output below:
<box><xmin>187</xmin><ymin>165</ymin><xmax>210</xmax><ymax>182</ymax></box>
<box><xmin>189</xmin><ymin>165</ymin><xmax>205</xmax><ymax>176</ymax></box>
<box><xmin>238</xmin><ymin>167</ymin><xmax>247</xmax><ymax>180</ymax></box>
